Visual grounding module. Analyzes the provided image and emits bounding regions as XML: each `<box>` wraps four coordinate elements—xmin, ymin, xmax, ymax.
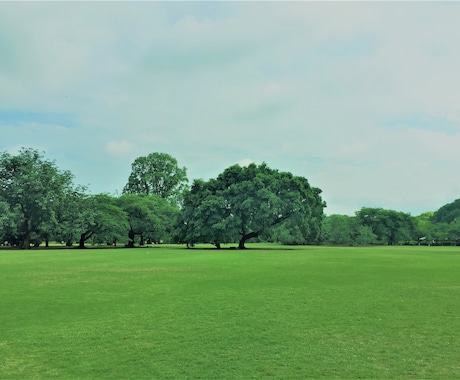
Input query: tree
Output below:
<box><xmin>0</xmin><ymin>200</ymin><xmax>14</xmax><ymax>243</ymax></box>
<box><xmin>322</xmin><ymin>214</ymin><xmax>356</xmax><ymax>245</ymax></box>
<box><xmin>52</xmin><ymin>186</ymin><xmax>93</xmax><ymax>247</ymax></box>
<box><xmin>413</xmin><ymin>212</ymin><xmax>436</xmax><ymax>244</ymax></box>
<box><xmin>176</xmin><ymin>179</ymin><xmax>235</xmax><ymax>248</ymax></box>
<box><xmin>118</xmin><ymin>194</ymin><xmax>177</xmax><ymax>248</ymax></box>
<box><xmin>355</xmin><ymin>207</ymin><xmax>415</xmax><ymax>245</ymax></box>
<box><xmin>77</xmin><ymin>194</ymin><xmax>129</xmax><ymax>248</ymax></box>
<box><xmin>321</xmin><ymin>214</ymin><xmax>378</xmax><ymax>246</ymax></box>
<box><xmin>123</xmin><ymin>152</ymin><xmax>188</xmax><ymax>206</ymax></box>
<box><xmin>178</xmin><ymin>163</ymin><xmax>325</xmax><ymax>249</ymax></box>
<box><xmin>432</xmin><ymin>199</ymin><xmax>460</xmax><ymax>224</ymax></box>
<box><xmin>429</xmin><ymin>200</ymin><xmax>460</xmax><ymax>245</ymax></box>
<box><xmin>66</xmin><ymin>194</ymin><xmax>129</xmax><ymax>248</ymax></box>
<box><xmin>0</xmin><ymin>148</ymin><xmax>77</xmax><ymax>248</ymax></box>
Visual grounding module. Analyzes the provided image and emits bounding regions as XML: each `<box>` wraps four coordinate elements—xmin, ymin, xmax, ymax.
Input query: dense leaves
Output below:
<box><xmin>2</xmin><ymin>147</ymin><xmax>460</xmax><ymax>249</ymax></box>
<box><xmin>355</xmin><ymin>208</ymin><xmax>415</xmax><ymax>245</ymax></box>
<box><xmin>0</xmin><ymin>148</ymin><xmax>76</xmax><ymax>248</ymax></box>
<box><xmin>118</xmin><ymin>194</ymin><xmax>178</xmax><ymax>247</ymax></box>
<box><xmin>123</xmin><ymin>152</ymin><xmax>188</xmax><ymax>206</ymax></box>
<box><xmin>178</xmin><ymin>163</ymin><xmax>325</xmax><ymax>248</ymax></box>
<box><xmin>0</xmin><ymin>149</ymin><xmax>179</xmax><ymax>248</ymax></box>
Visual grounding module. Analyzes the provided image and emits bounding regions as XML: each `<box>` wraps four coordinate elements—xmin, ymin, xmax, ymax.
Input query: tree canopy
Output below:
<box><xmin>123</xmin><ymin>152</ymin><xmax>188</xmax><ymax>206</ymax></box>
<box><xmin>355</xmin><ymin>207</ymin><xmax>415</xmax><ymax>245</ymax></box>
<box><xmin>178</xmin><ymin>163</ymin><xmax>325</xmax><ymax>248</ymax></box>
<box><xmin>432</xmin><ymin>199</ymin><xmax>460</xmax><ymax>224</ymax></box>
<box><xmin>118</xmin><ymin>194</ymin><xmax>178</xmax><ymax>247</ymax></box>
<box><xmin>0</xmin><ymin>148</ymin><xmax>77</xmax><ymax>248</ymax></box>
<box><xmin>3</xmin><ymin>146</ymin><xmax>460</xmax><ymax>249</ymax></box>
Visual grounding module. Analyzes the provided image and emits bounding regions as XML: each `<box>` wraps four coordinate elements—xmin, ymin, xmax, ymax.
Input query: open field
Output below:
<box><xmin>1</xmin><ymin>245</ymin><xmax>459</xmax><ymax>379</ymax></box>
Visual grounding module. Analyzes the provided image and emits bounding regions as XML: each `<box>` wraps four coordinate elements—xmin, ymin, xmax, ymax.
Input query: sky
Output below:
<box><xmin>1</xmin><ymin>1</ymin><xmax>460</xmax><ymax>216</ymax></box>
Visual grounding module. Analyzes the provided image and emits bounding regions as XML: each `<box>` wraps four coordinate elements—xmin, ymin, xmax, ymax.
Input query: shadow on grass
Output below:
<box><xmin>0</xmin><ymin>243</ymin><xmax>311</xmax><ymax>251</ymax></box>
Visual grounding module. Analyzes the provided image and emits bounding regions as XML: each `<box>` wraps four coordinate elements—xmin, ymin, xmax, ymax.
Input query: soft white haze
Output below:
<box><xmin>1</xmin><ymin>2</ymin><xmax>460</xmax><ymax>215</ymax></box>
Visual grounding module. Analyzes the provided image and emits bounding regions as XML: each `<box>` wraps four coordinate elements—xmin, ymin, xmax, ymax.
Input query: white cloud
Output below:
<box><xmin>1</xmin><ymin>2</ymin><xmax>460</xmax><ymax>214</ymax></box>
<box><xmin>237</xmin><ymin>158</ymin><xmax>255</xmax><ymax>167</ymax></box>
<box><xmin>105</xmin><ymin>141</ymin><xmax>134</xmax><ymax>156</ymax></box>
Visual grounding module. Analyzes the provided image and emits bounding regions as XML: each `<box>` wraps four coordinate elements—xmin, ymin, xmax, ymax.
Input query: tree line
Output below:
<box><xmin>1</xmin><ymin>148</ymin><xmax>459</xmax><ymax>249</ymax></box>
<box><xmin>322</xmin><ymin>206</ymin><xmax>460</xmax><ymax>246</ymax></box>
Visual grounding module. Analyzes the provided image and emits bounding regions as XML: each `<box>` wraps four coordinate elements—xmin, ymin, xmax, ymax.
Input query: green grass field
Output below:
<box><xmin>1</xmin><ymin>245</ymin><xmax>459</xmax><ymax>379</ymax></box>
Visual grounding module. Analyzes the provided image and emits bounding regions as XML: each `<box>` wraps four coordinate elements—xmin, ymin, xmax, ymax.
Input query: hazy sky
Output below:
<box><xmin>1</xmin><ymin>1</ymin><xmax>460</xmax><ymax>216</ymax></box>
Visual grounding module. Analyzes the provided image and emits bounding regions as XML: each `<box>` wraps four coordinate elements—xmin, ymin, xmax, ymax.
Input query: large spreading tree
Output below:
<box><xmin>178</xmin><ymin>163</ymin><xmax>325</xmax><ymax>249</ymax></box>
<box><xmin>123</xmin><ymin>152</ymin><xmax>188</xmax><ymax>206</ymax></box>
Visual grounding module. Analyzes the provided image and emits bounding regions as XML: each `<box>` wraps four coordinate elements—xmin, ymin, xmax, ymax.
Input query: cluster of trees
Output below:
<box><xmin>0</xmin><ymin>149</ymin><xmax>183</xmax><ymax>249</ymax></box>
<box><xmin>0</xmin><ymin>148</ymin><xmax>326</xmax><ymax>249</ymax></box>
<box><xmin>2</xmin><ymin>148</ymin><xmax>459</xmax><ymax>249</ymax></box>
<box><xmin>322</xmin><ymin>202</ymin><xmax>460</xmax><ymax>246</ymax></box>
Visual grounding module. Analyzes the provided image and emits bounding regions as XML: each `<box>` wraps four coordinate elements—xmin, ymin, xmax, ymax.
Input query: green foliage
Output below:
<box><xmin>432</xmin><ymin>198</ymin><xmax>460</xmax><ymax>224</ymax></box>
<box><xmin>355</xmin><ymin>207</ymin><xmax>415</xmax><ymax>245</ymax></box>
<box><xmin>0</xmin><ymin>200</ymin><xmax>14</xmax><ymax>241</ymax></box>
<box><xmin>118</xmin><ymin>194</ymin><xmax>178</xmax><ymax>247</ymax></box>
<box><xmin>87</xmin><ymin>194</ymin><xmax>130</xmax><ymax>246</ymax></box>
<box><xmin>178</xmin><ymin>163</ymin><xmax>325</xmax><ymax>248</ymax></box>
<box><xmin>322</xmin><ymin>214</ymin><xmax>378</xmax><ymax>246</ymax></box>
<box><xmin>49</xmin><ymin>186</ymin><xmax>90</xmax><ymax>246</ymax></box>
<box><xmin>0</xmin><ymin>148</ymin><xmax>77</xmax><ymax>248</ymax></box>
<box><xmin>428</xmin><ymin>200</ymin><xmax>460</xmax><ymax>245</ymax></box>
<box><xmin>123</xmin><ymin>152</ymin><xmax>188</xmax><ymax>206</ymax></box>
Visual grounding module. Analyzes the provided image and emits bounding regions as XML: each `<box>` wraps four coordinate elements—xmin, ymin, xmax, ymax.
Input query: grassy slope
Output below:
<box><xmin>0</xmin><ymin>245</ymin><xmax>459</xmax><ymax>379</ymax></box>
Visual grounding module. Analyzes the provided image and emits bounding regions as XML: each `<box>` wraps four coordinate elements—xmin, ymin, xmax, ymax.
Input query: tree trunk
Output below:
<box><xmin>21</xmin><ymin>231</ymin><xmax>31</xmax><ymax>249</ymax></box>
<box><xmin>21</xmin><ymin>217</ymin><xmax>32</xmax><ymax>249</ymax></box>
<box><xmin>238</xmin><ymin>231</ymin><xmax>259</xmax><ymax>249</ymax></box>
<box><xmin>79</xmin><ymin>231</ymin><xmax>93</xmax><ymax>248</ymax></box>
<box><xmin>215</xmin><ymin>242</ymin><xmax>221</xmax><ymax>249</ymax></box>
<box><xmin>128</xmin><ymin>230</ymin><xmax>135</xmax><ymax>248</ymax></box>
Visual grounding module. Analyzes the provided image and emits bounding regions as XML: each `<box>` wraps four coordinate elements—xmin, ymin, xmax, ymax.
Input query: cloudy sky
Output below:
<box><xmin>1</xmin><ymin>2</ymin><xmax>460</xmax><ymax>216</ymax></box>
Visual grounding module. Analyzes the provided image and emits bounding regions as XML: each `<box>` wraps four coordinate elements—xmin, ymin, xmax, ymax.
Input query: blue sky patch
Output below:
<box><xmin>383</xmin><ymin>116</ymin><xmax>459</xmax><ymax>135</ymax></box>
<box><xmin>0</xmin><ymin>110</ymin><xmax>76</xmax><ymax>128</ymax></box>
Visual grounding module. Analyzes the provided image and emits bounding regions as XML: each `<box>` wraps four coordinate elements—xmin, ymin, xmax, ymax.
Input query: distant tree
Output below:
<box><xmin>413</xmin><ymin>212</ymin><xmax>436</xmax><ymax>244</ymax></box>
<box><xmin>354</xmin><ymin>224</ymin><xmax>379</xmax><ymax>245</ymax></box>
<box><xmin>0</xmin><ymin>148</ymin><xmax>77</xmax><ymax>248</ymax></box>
<box><xmin>429</xmin><ymin>200</ymin><xmax>460</xmax><ymax>245</ymax></box>
<box><xmin>432</xmin><ymin>199</ymin><xmax>460</xmax><ymax>224</ymax></box>
<box><xmin>0</xmin><ymin>200</ymin><xmax>14</xmax><ymax>243</ymax></box>
<box><xmin>123</xmin><ymin>152</ymin><xmax>188</xmax><ymax>206</ymax></box>
<box><xmin>53</xmin><ymin>186</ymin><xmax>93</xmax><ymax>247</ymax></box>
<box><xmin>118</xmin><ymin>194</ymin><xmax>178</xmax><ymax>247</ymax></box>
<box><xmin>355</xmin><ymin>207</ymin><xmax>415</xmax><ymax>245</ymax></box>
<box><xmin>321</xmin><ymin>214</ymin><xmax>378</xmax><ymax>246</ymax></box>
<box><xmin>178</xmin><ymin>163</ymin><xmax>325</xmax><ymax>249</ymax></box>
<box><xmin>322</xmin><ymin>214</ymin><xmax>356</xmax><ymax>245</ymax></box>
<box><xmin>77</xmin><ymin>194</ymin><xmax>129</xmax><ymax>248</ymax></box>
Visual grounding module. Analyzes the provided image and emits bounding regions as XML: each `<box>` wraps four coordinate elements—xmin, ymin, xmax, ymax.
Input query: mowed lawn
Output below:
<box><xmin>1</xmin><ymin>245</ymin><xmax>459</xmax><ymax>379</ymax></box>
